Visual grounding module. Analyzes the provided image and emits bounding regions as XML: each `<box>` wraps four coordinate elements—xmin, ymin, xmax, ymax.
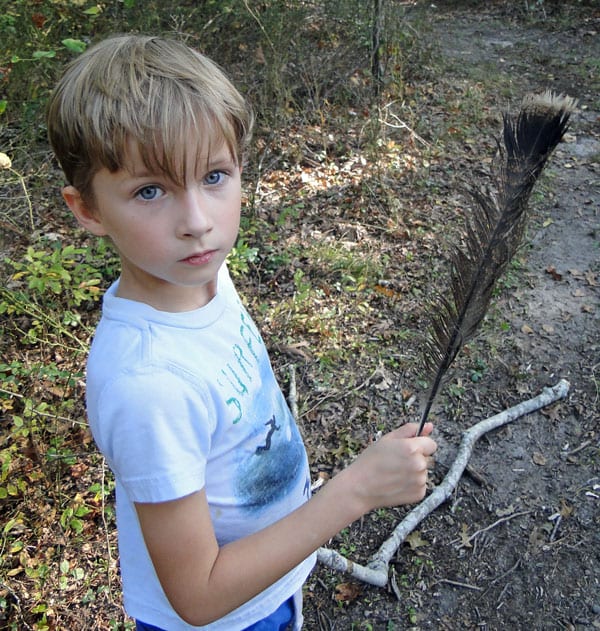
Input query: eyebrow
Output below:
<box><xmin>126</xmin><ymin>153</ymin><xmax>237</xmax><ymax>181</ymax></box>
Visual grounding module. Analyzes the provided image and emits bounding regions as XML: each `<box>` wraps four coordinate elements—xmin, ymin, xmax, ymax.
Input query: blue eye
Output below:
<box><xmin>204</xmin><ymin>171</ymin><xmax>225</xmax><ymax>185</ymax></box>
<box><xmin>136</xmin><ymin>185</ymin><xmax>163</xmax><ymax>201</ymax></box>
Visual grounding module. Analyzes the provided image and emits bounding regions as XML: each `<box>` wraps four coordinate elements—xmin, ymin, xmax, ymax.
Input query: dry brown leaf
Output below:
<box><xmin>495</xmin><ymin>504</ymin><xmax>515</xmax><ymax>517</ymax></box>
<box><xmin>560</xmin><ymin>501</ymin><xmax>574</xmax><ymax>518</ymax></box>
<box><xmin>545</xmin><ymin>266</ymin><xmax>563</xmax><ymax>281</ymax></box>
<box><xmin>459</xmin><ymin>523</ymin><xmax>472</xmax><ymax>548</ymax></box>
<box><xmin>406</xmin><ymin>530</ymin><xmax>429</xmax><ymax>550</ymax></box>
<box><xmin>334</xmin><ymin>582</ymin><xmax>362</xmax><ymax>603</ymax></box>
<box><xmin>541</xmin><ymin>403</ymin><xmax>563</xmax><ymax>422</ymax></box>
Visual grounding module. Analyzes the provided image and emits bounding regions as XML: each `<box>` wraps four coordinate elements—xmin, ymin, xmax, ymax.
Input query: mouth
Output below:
<box><xmin>180</xmin><ymin>250</ymin><xmax>216</xmax><ymax>265</ymax></box>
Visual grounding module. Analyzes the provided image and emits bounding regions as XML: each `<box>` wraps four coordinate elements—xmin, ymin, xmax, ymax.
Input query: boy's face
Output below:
<box><xmin>64</xmin><ymin>138</ymin><xmax>242</xmax><ymax>311</ymax></box>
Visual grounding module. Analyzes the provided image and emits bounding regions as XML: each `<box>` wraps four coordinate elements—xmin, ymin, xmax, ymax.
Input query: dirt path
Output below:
<box><xmin>303</xmin><ymin>5</ymin><xmax>599</xmax><ymax>629</ymax></box>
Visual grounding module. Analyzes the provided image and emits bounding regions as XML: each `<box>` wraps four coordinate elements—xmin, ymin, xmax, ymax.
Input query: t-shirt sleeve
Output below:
<box><xmin>92</xmin><ymin>365</ymin><xmax>214</xmax><ymax>504</ymax></box>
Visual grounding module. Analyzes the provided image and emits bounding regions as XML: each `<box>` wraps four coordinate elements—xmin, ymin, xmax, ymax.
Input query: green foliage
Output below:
<box><xmin>228</xmin><ymin>216</ymin><xmax>260</xmax><ymax>276</ymax></box>
<box><xmin>0</xmin><ymin>3</ymin><xmax>90</xmax><ymax>128</ymax></box>
<box><xmin>1</xmin><ymin>238</ymin><xmax>117</xmax><ymax>348</ymax></box>
<box><xmin>1</xmin><ymin>0</ymin><xmax>416</xmax><ymax>138</ymax></box>
<box><xmin>6</xmin><ymin>243</ymin><xmax>103</xmax><ymax>306</ymax></box>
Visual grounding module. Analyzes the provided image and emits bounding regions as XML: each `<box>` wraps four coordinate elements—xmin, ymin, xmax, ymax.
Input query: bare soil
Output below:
<box><xmin>300</xmin><ymin>4</ymin><xmax>600</xmax><ymax>630</ymax></box>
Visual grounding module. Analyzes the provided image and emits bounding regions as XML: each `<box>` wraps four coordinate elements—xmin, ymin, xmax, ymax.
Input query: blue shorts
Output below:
<box><xmin>135</xmin><ymin>595</ymin><xmax>294</xmax><ymax>631</ymax></box>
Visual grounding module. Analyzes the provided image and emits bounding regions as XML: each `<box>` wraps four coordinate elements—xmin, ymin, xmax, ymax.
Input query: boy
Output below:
<box><xmin>47</xmin><ymin>35</ymin><xmax>436</xmax><ymax>630</ymax></box>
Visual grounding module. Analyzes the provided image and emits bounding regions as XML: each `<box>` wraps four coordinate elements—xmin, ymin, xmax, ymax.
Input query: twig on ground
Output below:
<box><xmin>436</xmin><ymin>578</ymin><xmax>483</xmax><ymax>591</ymax></box>
<box><xmin>451</xmin><ymin>509</ymin><xmax>532</xmax><ymax>548</ymax></box>
<box><xmin>488</xmin><ymin>558</ymin><xmax>521</xmax><ymax>587</ymax></box>
<box><xmin>314</xmin><ymin>379</ymin><xmax>570</xmax><ymax>587</ymax></box>
<box><xmin>564</xmin><ymin>439</ymin><xmax>592</xmax><ymax>457</ymax></box>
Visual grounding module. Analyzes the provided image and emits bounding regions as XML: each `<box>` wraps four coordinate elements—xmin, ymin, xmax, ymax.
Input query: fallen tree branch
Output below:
<box><xmin>316</xmin><ymin>379</ymin><xmax>570</xmax><ymax>587</ymax></box>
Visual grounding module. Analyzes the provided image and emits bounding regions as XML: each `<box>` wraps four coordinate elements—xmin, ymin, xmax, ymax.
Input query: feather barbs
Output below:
<box><xmin>416</xmin><ymin>91</ymin><xmax>576</xmax><ymax>435</ymax></box>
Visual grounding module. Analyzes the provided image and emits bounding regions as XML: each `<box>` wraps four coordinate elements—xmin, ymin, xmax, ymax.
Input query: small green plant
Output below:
<box><xmin>227</xmin><ymin>237</ymin><xmax>259</xmax><ymax>277</ymax></box>
<box><xmin>407</xmin><ymin>605</ymin><xmax>418</xmax><ymax>625</ymax></box>
<box><xmin>337</xmin><ymin>527</ymin><xmax>358</xmax><ymax>557</ymax></box>
<box><xmin>446</xmin><ymin>381</ymin><xmax>466</xmax><ymax>398</ymax></box>
<box><xmin>0</xmin><ymin>2</ymin><xmax>91</xmax><ymax>128</ymax></box>
<box><xmin>469</xmin><ymin>357</ymin><xmax>487</xmax><ymax>383</ymax></box>
<box><xmin>60</xmin><ymin>500</ymin><xmax>92</xmax><ymax>536</ymax></box>
<box><xmin>6</xmin><ymin>243</ymin><xmax>103</xmax><ymax>306</ymax></box>
<box><xmin>1</xmin><ymin>238</ymin><xmax>118</xmax><ymax>348</ymax></box>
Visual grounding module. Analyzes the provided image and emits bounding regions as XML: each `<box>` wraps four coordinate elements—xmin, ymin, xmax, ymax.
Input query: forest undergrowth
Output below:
<box><xmin>1</xmin><ymin>1</ymin><xmax>598</xmax><ymax>629</ymax></box>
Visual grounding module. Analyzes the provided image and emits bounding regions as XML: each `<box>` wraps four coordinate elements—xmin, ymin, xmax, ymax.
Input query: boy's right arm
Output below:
<box><xmin>135</xmin><ymin>422</ymin><xmax>436</xmax><ymax>627</ymax></box>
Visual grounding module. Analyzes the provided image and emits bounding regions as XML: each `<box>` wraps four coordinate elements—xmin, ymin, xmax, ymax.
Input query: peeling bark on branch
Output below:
<box><xmin>316</xmin><ymin>379</ymin><xmax>570</xmax><ymax>587</ymax></box>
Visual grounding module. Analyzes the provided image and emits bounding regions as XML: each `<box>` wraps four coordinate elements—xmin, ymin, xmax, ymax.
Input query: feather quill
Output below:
<box><xmin>417</xmin><ymin>91</ymin><xmax>576</xmax><ymax>435</ymax></box>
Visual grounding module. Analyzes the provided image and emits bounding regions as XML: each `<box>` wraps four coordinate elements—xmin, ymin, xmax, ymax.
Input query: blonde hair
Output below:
<box><xmin>47</xmin><ymin>35</ymin><xmax>253</xmax><ymax>201</ymax></box>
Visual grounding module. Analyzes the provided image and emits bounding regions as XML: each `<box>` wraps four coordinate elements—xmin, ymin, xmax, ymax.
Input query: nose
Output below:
<box><xmin>177</xmin><ymin>188</ymin><xmax>212</xmax><ymax>238</ymax></box>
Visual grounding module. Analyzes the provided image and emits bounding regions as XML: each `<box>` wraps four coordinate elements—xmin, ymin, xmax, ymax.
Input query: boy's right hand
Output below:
<box><xmin>339</xmin><ymin>422</ymin><xmax>437</xmax><ymax>514</ymax></box>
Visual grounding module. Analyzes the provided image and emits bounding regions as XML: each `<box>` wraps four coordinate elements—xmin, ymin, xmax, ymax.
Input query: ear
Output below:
<box><xmin>62</xmin><ymin>186</ymin><xmax>108</xmax><ymax>236</ymax></box>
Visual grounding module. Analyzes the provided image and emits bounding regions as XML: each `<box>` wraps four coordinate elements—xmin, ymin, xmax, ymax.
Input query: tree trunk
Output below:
<box><xmin>372</xmin><ymin>0</ymin><xmax>384</xmax><ymax>94</ymax></box>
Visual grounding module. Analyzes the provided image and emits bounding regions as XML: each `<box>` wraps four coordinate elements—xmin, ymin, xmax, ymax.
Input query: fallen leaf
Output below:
<box><xmin>541</xmin><ymin>403</ymin><xmax>562</xmax><ymax>422</ymax></box>
<box><xmin>69</xmin><ymin>463</ymin><xmax>89</xmax><ymax>479</ymax></box>
<box><xmin>334</xmin><ymin>582</ymin><xmax>362</xmax><ymax>603</ymax></box>
<box><xmin>31</xmin><ymin>12</ymin><xmax>47</xmax><ymax>29</ymax></box>
<box><xmin>495</xmin><ymin>504</ymin><xmax>515</xmax><ymax>517</ymax></box>
<box><xmin>560</xmin><ymin>501</ymin><xmax>573</xmax><ymax>518</ymax></box>
<box><xmin>371</xmin><ymin>368</ymin><xmax>392</xmax><ymax>390</ymax></box>
<box><xmin>406</xmin><ymin>530</ymin><xmax>429</xmax><ymax>550</ymax></box>
<box><xmin>401</xmin><ymin>388</ymin><xmax>413</xmax><ymax>401</ymax></box>
<box><xmin>521</xmin><ymin>324</ymin><xmax>534</xmax><ymax>335</ymax></box>
<box><xmin>374</xmin><ymin>284</ymin><xmax>400</xmax><ymax>299</ymax></box>
<box><xmin>255</xmin><ymin>45</ymin><xmax>266</xmax><ymax>64</ymax></box>
<box><xmin>533</xmin><ymin>452</ymin><xmax>547</xmax><ymax>466</ymax></box>
<box><xmin>545</xmin><ymin>266</ymin><xmax>562</xmax><ymax>281</ymax></box>
<box><xmin>585</xmin><ymin>271</ymin><xmax>597</xmax><ymax>286</ymax></box>
<box><xmin>529</xmin><ymin>525</ymin><xmax>545</xmax><ymax>547</ymax></box>
<box><xmin>459</xmin><ymin>523</ymin><xmax>472</xmax><ymax>548</ymax></box>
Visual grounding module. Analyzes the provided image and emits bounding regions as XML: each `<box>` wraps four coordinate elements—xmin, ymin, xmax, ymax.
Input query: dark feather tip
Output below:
<box><xmin>416</xmin><ymin>91</ymin><xmax>575</xmax><ymax>435</ymax></box>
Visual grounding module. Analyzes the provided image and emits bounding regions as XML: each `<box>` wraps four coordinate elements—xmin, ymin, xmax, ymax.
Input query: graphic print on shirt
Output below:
<box><xmin>256</xmin><ymin>415</ymin><xmax>280</xmax><ymax>453</ymax></box>
<box><xmin>234</xmin><ymin>395</ymin><xmax>307</xmax><ymax>515</ymax></box>
<box><xmin>216</xmin><ymin>302</ymin><xmax>309</xmax><ymax>514</ymax></box>
<box><xmin>217</xmin><ymin>309</ymin><xmax>263</xmax><ymax>424</ymax></box>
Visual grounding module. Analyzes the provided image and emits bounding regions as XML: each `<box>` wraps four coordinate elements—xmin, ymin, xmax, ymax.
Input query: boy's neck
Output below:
<box><xmin>115</xmin><ymin>272</ymin><xmax>218</xmax><ymax>312</ymax></box>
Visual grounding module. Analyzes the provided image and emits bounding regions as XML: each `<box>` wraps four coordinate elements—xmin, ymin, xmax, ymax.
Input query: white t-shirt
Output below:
<box><xmin>85</xmin><ymin>267</ymin><xmax>315</xmax><ymax>630</ymax></box>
